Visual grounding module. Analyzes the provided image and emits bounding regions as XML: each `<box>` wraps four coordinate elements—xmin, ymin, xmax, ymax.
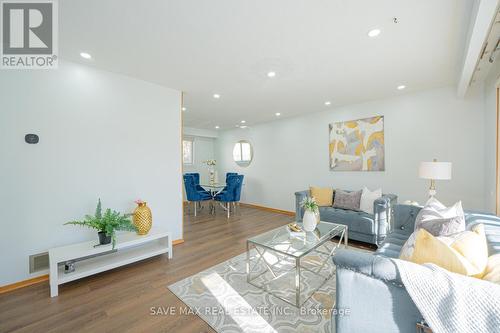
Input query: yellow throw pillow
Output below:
<box><xmin>310</xmin><ymin>186</ymin><xmax>334</xmax><ymax>207</ymax></box>
<box><xmin>409</xmin><ymin>224</ymin><xmax>488</xmax><ymax>277</ymax></box>
<box><xmin>482</xmin><ymin>254</ymin><xmax>500</xmax><ymax>284</ymax></box>
<box><xmin>447</xmin><ymin>224</ymin><xmax>488</xmax><ymax>276</ymax></box>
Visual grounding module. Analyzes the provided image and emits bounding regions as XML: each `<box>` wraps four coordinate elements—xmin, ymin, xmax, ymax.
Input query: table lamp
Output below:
<box><xmin>418</xmin><ymin>159</ymin><xmax>452</xmax><ymax>197</ymax></box>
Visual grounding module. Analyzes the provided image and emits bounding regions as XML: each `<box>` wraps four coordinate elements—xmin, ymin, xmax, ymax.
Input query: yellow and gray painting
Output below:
<box><xmin>329</xmin><ymin>116</ymin><xmax>385</xmax><ymax>171</ymax></box>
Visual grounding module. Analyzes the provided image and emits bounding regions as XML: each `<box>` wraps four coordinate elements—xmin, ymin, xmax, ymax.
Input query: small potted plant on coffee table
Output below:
<box><xmin>301</xmin><ymin>196</ymin><xmax>319</xmax><ymax>232</ymax></box>
<box><xmin>64</xmin><ymin>199</ymin><xmax>137</xmax><ymax>248</ymax></box>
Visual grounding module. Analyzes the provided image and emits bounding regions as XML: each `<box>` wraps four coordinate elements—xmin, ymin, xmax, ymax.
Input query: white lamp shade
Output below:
<box><xmin>419</xmin><ymin>161</ymin><xmax>452</xmax><ymax>180</ymax></box>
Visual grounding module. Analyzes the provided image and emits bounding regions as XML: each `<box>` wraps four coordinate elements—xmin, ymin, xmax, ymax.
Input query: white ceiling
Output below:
<box><xmin>60</xmin><ymin>0</ymin><xmax>473</xmax><ymax>129</ymax></box>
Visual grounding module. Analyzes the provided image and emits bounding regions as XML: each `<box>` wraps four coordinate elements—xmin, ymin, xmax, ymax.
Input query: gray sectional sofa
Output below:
<box><xmin>295</xmin><ymin>190</ymin><xmax>397</xmax><ymax>246</ymax></box>
<box><xmin>332</xmin><ymin>204</ymin><xmax>500</xmax><ymax>333</ymax></box>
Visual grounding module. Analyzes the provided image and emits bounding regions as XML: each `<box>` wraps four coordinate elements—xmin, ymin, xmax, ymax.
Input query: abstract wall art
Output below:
<box><xmin>329</xmin><ymin>116</ymin><xmax>385</xmax><ymax>171</ymax></box>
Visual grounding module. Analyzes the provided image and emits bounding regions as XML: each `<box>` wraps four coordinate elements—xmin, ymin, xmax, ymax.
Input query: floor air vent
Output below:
<box><xmin>29</xmin><ymin>252</ymin><xmax>49</xmax><ymax>273</ymax></box>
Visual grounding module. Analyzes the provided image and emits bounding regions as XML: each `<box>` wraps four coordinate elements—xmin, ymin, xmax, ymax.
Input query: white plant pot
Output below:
<box><xmin>303</xmin><ymin>210</ymin><xmax>318</xmax><ymax>232</ymax></box>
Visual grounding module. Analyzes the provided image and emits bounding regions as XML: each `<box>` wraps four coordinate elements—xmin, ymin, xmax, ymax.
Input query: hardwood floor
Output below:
<box><xmin>0</xmin><ymin>205</ymin><xmax>296</xmax><ymax>333</ymax></box>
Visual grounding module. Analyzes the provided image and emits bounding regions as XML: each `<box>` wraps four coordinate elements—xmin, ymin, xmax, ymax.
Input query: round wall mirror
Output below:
<box><xmin>233</xmin><ymin>140</ymin><xmax>253</xmax><ymax>167</ymax></box>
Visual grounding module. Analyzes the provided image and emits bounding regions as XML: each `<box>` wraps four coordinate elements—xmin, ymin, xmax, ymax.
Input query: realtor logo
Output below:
<box><xmin>1</xmin><ymin>0</ymin><xmax>58</xmax><ymax>69</ymax></box>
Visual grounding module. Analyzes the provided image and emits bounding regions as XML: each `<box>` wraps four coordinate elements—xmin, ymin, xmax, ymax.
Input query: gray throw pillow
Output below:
<box><xmin>333</xmin><ymin>190</ymin><xmax>362</xmax><ymax>211</ymax></box>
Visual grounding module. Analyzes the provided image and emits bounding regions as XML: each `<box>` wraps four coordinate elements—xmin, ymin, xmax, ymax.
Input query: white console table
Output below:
<box><xmin>49</xmin><ymin>228</ymin><xmax>172</xmax><ymax>297</ymax></box>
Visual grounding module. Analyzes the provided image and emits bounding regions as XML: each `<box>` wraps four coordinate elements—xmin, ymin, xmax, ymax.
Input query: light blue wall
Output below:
<box><xmin>216</xmin><ymin>86</ymin><xmax>489</xmax><ymax>212</ymax></box>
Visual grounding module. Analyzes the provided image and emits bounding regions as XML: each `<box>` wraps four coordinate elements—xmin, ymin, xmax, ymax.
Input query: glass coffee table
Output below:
<box><xmin>246</xmin><ymin>221</ymin><xmax>348</xmax><ymax>307</ymax></box>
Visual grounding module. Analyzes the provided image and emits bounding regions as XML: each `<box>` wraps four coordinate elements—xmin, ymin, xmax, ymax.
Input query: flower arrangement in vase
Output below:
<box><xmin>300</xmin><ymin>197</ymin><xmax>320</xmax><ymax>232</ymax></box>
<box><xmin>203</xmin><ymin>159</ymin><xmax>217</xmax><ymax>185</ymax></box>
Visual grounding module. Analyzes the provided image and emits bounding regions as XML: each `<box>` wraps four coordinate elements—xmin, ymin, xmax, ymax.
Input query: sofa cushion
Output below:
<box><xmin>399</xmin><ymin>198</ymin><xmax>466</xmax><ymax>261</ymax></box>
<box><xmin>384</xmin><ymin>231</ymin><xmax>410</xmax><ymax>245</ymax></box>
<box><xmin>310</xmin><ymin>186</ymin><xmax>334</xmax><ymax>206</ymax></box>
<box><xmin>333</xmin><ymin>189</ymin><xmax>362</xmax><ymax>210</ymax></box>
<box><xmin>409</xmin><ymin>226</ymin><xmax>488</xmax><ymax>277</ymax></box>
<box><xmin>465</xmin><ymin>212</ymin><xmax>500</xmax><ymax>256</ymax></box>
<box><xmin>376</xmin><ymin>231</ymin><xmax>408</xmax><ymax>258</ymax></box>
<box><xmin>486</xmin><ymin>227</ymin><xmax>500</xmax><ymax>256</ymax></box>
<box><xmin>377</xmin><ymin>243</ymin><xmax>403</xmax><ymax>258</ymax></box>
<box><xmin>360</xmin><ymin>187</ymin><xmax>382</xmax><ymax>214</ymax></box>
<box><xmin>319</xmin><ymin>206</ymin><xmax>375</xmax><ymax>235</ymax></box>
<box><xmin>379</xmin><ymin>210</ymin><xmax>500</xmax><ymax>261</ymax></box>
<box><xmin>482</xmin><ymin>254</ymin><xmax>500</xmax><ymax>284</ymax></box>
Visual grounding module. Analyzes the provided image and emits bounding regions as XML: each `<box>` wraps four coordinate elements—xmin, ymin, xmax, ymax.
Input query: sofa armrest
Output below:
<box><xmin>393</xmin><ymin>204</ymin><xmax>421</xmax><ymax>232</ymax></box>
<box><xmin>295</xmin><ymin>190</ymin><xmax>309</xmax><ymax>222</ymax></box>
<box><xmin>374</xmin><ymin>194</ymin><xmax>397</xmax><ymax>245</ymax></box>
<box><xmin>333</xmin><ymin>249</ymin><xmax>402</xmax><ymax>284</ymax></box>
<box><xmin>332</xmin><ymin>249</ymin><xmax>422</xmax><ymax>333</ymax></box>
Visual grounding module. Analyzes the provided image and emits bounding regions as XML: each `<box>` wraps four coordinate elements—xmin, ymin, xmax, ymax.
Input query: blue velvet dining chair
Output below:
<box><xmin>184</xmin><ymin>172</ymin><xmax>205</xmax><ymax>192</ymax></box>
<box><xmin>222</xmin><ymin>173</ymin><xmax>238</xmax><ymax>192</ymax></box>
<box><xmin>183</xmin><ymin>174</ymin><xmax>212</xmax><ymax>216</ymax></box>
<box><xmin>225</xmin><ymin>172</ymin><xmax>238</xmax><ymax>182</ymax></box>
<box><xmin>215</xmin><ymin>175</ymin><xmax>244</xmax><ymax>218</ymax></box>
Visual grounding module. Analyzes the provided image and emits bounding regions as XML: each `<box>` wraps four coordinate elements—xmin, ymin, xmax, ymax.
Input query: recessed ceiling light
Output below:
<box><xmin>397</xmin><ymin>85</ymin><xmax>406</xmax><ymax>90</ymax></box>
<box><xmin>267</xmin><ymin>71</ymin><xmax>276</xmax><ymax>78</ymax></box>
<box><xmin>241</xmin><ymin>120</ymin><xmax>246</xmax><ymax>124</ymax></box>
<box><xmin>275</xmin><ymin>112</ymin><xmax>281</xmax><ymax>116</ymax></box>
<box><xmin>215</xmin><ymin>125</ymin><xmax>220</xmax><ymax>129</ymax></box>
<box><xmin>325</xmin><ymin>101</ymin><xmax>331</xmax><ymax>106</ymax></box>
<box><xmin>367</xmin><ymin>29</ymin><xmax>381</xmax><ymax>37</ymax></box>
<box><xmin>80</xmin><ymin>52</ymin><xmax>92</xmax><ymax>59</ymax></box>
<box><xmin>213</xmin><ymin>94</ymin><xmax>220</xmax><ymax>99</ymax></box>
<box><xmin>240</xmin><ymin>125</ymin><xmax>248</xmax><ymax>129</ymax></box>
<box><xmin>181</xmin><ymin>107</ymin><xmax>186</xmax><ymax>111</ymax></box>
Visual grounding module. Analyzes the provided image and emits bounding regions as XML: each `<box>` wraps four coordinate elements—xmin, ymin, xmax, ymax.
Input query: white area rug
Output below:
<box><xmin>168</xmin><ymin>244</ymin><xmax>369</xmax><ymax>333</ymax></box>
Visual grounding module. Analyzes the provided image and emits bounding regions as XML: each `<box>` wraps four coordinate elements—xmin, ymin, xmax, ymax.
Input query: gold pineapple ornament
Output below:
<box><xmin>133</xmin><ymin>200</ymin><xmax>152</xmax><ymax>235</ymax></box>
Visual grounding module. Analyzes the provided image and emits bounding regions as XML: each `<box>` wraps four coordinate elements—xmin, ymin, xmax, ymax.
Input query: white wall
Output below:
<box><xmin>183</xmin><ymin>126</ymin><xmax>218</xmax><ymax>139</ymax></box>
<box><xmin>216</xmin><ymin>86</ymin><xmax>489</xmax><ymax>212</ymax></box>
<box><xmin>183</xmin><ymin>134</ymin><xmax>217</xmax><ymax>184</ymax></box>
<box><xmin>484</xmin><ymin>61</ymin><xmax>500</xmax><ymax>212</ymax></box>
<box><xmin>0</xmin><ymin>61</ymin><xmax>182</xmax><ymax>286</ymax></box>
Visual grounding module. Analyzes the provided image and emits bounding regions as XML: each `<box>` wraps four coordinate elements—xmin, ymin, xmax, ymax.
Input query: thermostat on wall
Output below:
<box><xmin>25</xmin><ymin>134</ymin><xmax>39</xmax><ymax>144</ymax></box>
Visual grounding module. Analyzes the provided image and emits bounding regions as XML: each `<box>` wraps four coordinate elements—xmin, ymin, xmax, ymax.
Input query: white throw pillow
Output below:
<box><xmin>360</xmin><ymin>187</ymin><xmax>382</xmax><ymax>214</ymax></box>
<box><xmin>414</xmin><ymin>197</ymin><xmax>466</xmax><ymax>236</ymax></box>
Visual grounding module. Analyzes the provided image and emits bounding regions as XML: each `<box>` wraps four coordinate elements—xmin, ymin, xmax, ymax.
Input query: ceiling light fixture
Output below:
<box><xmin>80</xmin><ymin>52</ymin><xmax>92</xmax><ymax>59</ymax></box>
<box><xmin>325</xmin><ymin>101</ymin><xmax>331</xmax><ymax>106</ymax></box>
<box><xmin>275</xmin><ymin>112</ymin><xmax>281</xmax><ymax>116</ymax></box>
<box><xmin>267</xmin><ymin>71</ymin><xmax>276</xmax><ymax>78</ymax></box>
<box><xmin>181</xmin><ymin>107</ymin><xmax>186</xmax><ymax>111</ymax></box>
<box><xmin>213</xmin><ymin>94</ymin><xmax>220</xmax><ymax>99</ymax></box>
<box><xmin>215</xmin><ymin>125</ymin><xmax>220</xmax><ymax>129</ymax></box>
<box><xmin>367</xmin><ymin>29</ymin><xmax>381</xmax><ymax>37</ymax></box>
<box><xmin>397</xmin><ymin>85</ymin><xmax>406</xmax><ymax>90</ymax></box>
<box><xmin>241</xmin><ymin>120</ymin><xmax>246</xmax><ymax>123</ymax></box>
<box><xmin>240</xmin><ymin>125</ymin><xmax>248</xmax><ymax>129</ymax></box>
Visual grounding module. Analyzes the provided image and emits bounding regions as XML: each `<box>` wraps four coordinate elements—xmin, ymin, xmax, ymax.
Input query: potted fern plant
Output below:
<box><xmin>64</xmin><ymin>199</ymin><xmax>137</xmax><ymax>248</ymax></box>
<box><xmin>301</xmin><ymin>196</ymin><xmax>319</xmax><ymax>232</ymax></box>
